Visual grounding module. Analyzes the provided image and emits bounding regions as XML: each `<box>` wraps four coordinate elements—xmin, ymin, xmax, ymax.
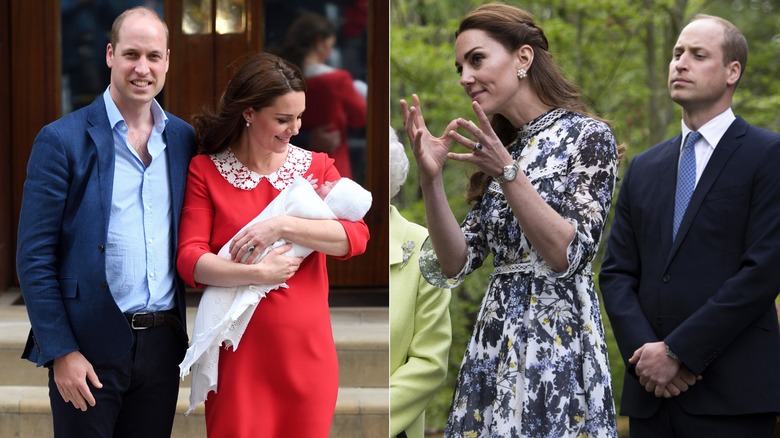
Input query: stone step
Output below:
<box><xmin>0</xmin><ymin>385</ymin><xmax>388</xmax><ymax>438</ymax></box>
<box><xmin>0</xmin><ymin>291</ymin><xmax>388</xmax><ymax>388</ymax></box>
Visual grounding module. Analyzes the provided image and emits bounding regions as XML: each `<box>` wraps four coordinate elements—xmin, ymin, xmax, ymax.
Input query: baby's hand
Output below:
<box><xmin>305</xmin><ymin>174</ymin><xmax>319</xmax><ymax>190</ymax></box>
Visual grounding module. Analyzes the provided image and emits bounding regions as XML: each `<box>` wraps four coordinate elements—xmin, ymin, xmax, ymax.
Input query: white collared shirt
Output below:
<box><xmin>680</xmin><ymin>108</ymin><xmax>736</xmax><ymax>185</ymax></box>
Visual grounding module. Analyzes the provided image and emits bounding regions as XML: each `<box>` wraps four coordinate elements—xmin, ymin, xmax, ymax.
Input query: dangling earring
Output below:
<box><xmin>245</xmin><ymin>120</ymin><xmax>251</xmax><ymax>127</ymax></box>
<box><xmin>517</xmin><ymin>68</ymin><xmax>527</xmax><ymax>79</ymax></box>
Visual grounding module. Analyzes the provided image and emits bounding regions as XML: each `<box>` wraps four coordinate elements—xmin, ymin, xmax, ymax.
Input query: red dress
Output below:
<box><xmin>303</xmin><ymin>66</ymin><xmax>366</xmax><ymax>179</ymax></box>
<box><xmin>177</xmin><ymin>146</ymin><xmax>370</xmax><ymax>437</ymax></box>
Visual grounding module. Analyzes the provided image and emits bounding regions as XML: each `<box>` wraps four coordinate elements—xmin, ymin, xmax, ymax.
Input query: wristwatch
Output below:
<box><xmin>495</xmin><ymin>161</ymin><xmax>520</xmax><ymax>184</ymax></box>
<box><xmin>665</xmin><ymin>344</ymin><xmax>679</xmax><ymax>361</ymax></box>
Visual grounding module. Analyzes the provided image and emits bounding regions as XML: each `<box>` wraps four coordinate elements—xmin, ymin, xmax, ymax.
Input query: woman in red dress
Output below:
<box><xmin>177</xmin><ymin>52</ymin><xmax>370</xmax><ymax>437</ymax></box>
<box><xmin>274</xmin><ymin>12</ymin><xmax>367</xmax><ymax>179</ymax></box>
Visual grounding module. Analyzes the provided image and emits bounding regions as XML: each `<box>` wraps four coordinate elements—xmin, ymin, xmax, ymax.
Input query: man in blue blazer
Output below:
<box><xmin>600</xmin><ymin>14</ymin><xmax>780</xmax><ymax>437</ymax></box>
<box><xmin>16</xmin><ymin>7</ymin><xmax>196</xmax><ymax>437</ymax></box>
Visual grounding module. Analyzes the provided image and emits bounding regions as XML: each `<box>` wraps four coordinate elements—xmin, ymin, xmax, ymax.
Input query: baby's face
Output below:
<box><xmin>316</xmin><ymin>181</ymin><xmax>336</xmax><ymax>199</ymax></box>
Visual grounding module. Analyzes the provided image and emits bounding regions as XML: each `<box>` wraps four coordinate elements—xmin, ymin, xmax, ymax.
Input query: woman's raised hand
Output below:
<box><xmin>446</xmin><ymin>101</ymin><xmax>513</xmax><ymax>178</ymax></box>
<box><xmin>400</xmin><ymin>94</ymin><xmax>459</xmax><ymax>183</ymax></box>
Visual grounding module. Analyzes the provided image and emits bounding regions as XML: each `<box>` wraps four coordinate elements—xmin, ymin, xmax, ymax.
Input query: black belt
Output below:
<box><xmin>125</xmin><ymin>309</ymin><xmax>188</xmax><ymax>345</ymax></box>
<box><xmin>125</xmin><ymin>309</ymin><xmax>183</xmax><ymax>332</ymax></box>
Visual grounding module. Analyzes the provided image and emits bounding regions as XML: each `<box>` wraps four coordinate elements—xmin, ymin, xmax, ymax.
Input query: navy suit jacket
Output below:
<box><xmin>17</xmin><ymin>96</ymin><xmax>196</xmax><ymax>367</ymax></box>
<box><xmin>600</xmin><ymin>116</ymin><xmax>780</xmax><ymax>417</ymax></box>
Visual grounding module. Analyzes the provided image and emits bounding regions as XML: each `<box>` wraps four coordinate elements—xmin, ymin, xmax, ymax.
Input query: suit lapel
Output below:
<box><xmin>86</xmin><ymin>98</ymin><xmax>115</xmax><ymax>230</ymax></box>
<box><xmin>163</xmin><ymin>120</ymin><xmax>187</xmax><ymax>238</ymax></box>
<box><xmin>665</xmin><ymin>118</ymin><xmax>748</xmax><ymax>266</ymax></box>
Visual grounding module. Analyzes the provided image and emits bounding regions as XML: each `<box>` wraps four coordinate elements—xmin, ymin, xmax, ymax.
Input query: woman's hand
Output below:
<box><xmin>400</xmin><ymin>94</ymin><xmax>459</xmax><ymax>183</ymax></box>
<box><xmin>446</xmin><ymin>100</ymin><xmax>514</xmax><ymax>177</ymax></box>
<box><xmin>229</xmin><ymin>216</ymin><xmax>285</xmax><ymax>264</ymax></box>
<box><xmin>192</xmin><ymin>241</ymin><xmax>303</xmax><ymax>288</ymax></box>
<box><xmin>256</xmin><ymin>243</ymin><xmax>303</xmax><ymax>285</ymax></box>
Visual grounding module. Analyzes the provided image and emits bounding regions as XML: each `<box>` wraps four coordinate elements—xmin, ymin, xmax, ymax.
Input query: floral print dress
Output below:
<box><xmin>420</xmin><ymin>109</ymin><xmax>618</xmax><ymax>438</ymax></box>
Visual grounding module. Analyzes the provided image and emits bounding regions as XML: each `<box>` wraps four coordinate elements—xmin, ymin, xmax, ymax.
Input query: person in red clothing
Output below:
<box><xmin>176</xmin><ymin>52</ymin><xmax>370</xmax><ymax>438</ymax></box>
<box><xmin>275</xmin><ymin>12</ymin><xmax>367</xmax><ymax>179</ymax></box>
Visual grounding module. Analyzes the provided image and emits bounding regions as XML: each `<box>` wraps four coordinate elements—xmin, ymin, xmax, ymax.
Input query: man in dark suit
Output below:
<box><xmin>600</xmin><ymin>14</ymin><xmax>780</xmax><ymax>437</ymax></box>
<box><xmin>16</xmin><ymin>7</ymin><xmax>196</xmax><ymax>437</ymax></box>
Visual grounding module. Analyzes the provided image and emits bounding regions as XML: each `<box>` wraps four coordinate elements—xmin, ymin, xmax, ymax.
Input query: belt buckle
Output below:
<box><xmin>130</xmin><ymin>312</ymin><xmax>152</xmax><ymax>330</ymax></box>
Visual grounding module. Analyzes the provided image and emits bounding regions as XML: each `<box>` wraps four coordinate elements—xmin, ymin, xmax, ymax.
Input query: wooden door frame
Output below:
<box><xmin>363</xmin><ymin>0</ymin><xmax>389</xmax><ymax>286</ymax></box>
<box><xmin>4</xmin><ymin>0</ymin><xmax>60</xmax><ymax>291</ymax></box>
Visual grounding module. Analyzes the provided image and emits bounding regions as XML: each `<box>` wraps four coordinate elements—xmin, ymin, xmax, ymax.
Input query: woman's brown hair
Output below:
<box><xmin>457</xmin><ymin>4</ymin><xmax>621</xmax><ymax>202</ymax></box>
<box><xmin>272</xmin><ymin>13</ymin><xmax>336</xmax><ymax>70</ymax></box>
<box><xmin>193</xmin><ymin>52</ymin><xmax>307</xmax><ymax>155</ymax></box>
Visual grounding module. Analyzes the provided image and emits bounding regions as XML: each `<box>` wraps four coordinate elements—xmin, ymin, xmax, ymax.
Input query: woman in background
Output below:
<box><xmin>275</xmin><ymin>12</ymin><xmax>366</xmax><ymax>179</ymax></box>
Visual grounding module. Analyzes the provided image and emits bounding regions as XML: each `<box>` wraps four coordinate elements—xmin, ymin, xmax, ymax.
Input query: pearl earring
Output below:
<box><xmin>517</xmin><ymin>68</ymin><xmax>527</xmax><ymax>79</ymax></box>
<box><xmin>245</xmin><ymin>120</ymin><xmax>250</xmax><ymax>127</ymax></box>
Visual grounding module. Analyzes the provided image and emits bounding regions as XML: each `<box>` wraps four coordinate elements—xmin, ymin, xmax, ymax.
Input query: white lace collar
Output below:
<box><xmin>517</xmin><ymin>108</ymin><xmax>568</xmax><ymax>141</ymax></box>
<box><xmin>210</xmin><ymin>145</ymin><xmax>312</xmax><ymax>191</ymax></box>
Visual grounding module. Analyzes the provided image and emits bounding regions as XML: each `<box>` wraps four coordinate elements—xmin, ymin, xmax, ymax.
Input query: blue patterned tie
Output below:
<box><xmin>673</xmin><ymin>131</ymin><xmax>701</xmax><ymax>239</ymax></box>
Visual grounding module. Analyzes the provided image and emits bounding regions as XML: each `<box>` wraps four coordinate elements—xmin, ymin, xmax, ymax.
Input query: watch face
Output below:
<box><xmin>496</xmin><ymin>162</ymin><xmax>519</xmax><ymax>183</ymax></box>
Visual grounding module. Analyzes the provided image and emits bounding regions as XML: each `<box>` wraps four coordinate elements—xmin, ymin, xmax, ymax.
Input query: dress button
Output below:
<box><xmin>101</xmin><ymin>282</ymin><xmax>108</xmax><ymax>290</ymax></box>
<box><xmin>662</xmin><ymin>274</ymin><xmax>671</xmax><ymax>283</ymax></box>
<box><xmin>98</xmin><ymin>245</ymin><xmax>105</xmax><ymax>253</ymax></box>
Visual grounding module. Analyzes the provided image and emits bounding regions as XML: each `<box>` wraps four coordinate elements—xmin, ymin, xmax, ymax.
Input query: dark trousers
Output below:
<box><xmin>629</xmin><ymin>398</ymin><xmax>776</xmax><ymax>438</ymax></box>
<box><xmin>48</xmin><ymin>324</ymin><xmax>186</xmax><ymax>438</ymax></box>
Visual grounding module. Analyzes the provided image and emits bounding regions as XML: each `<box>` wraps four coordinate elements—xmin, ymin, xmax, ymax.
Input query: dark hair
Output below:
<box><xmin>457</xmin><ymin>3</ymin><xmax>619</xmax><ymax>202</ymax></box>
<box><xmin>273</xmin><ymin>13</ymin><xmax>336</xmax><ymax>70</ymax></box>
<box><xmin>110</xmin><ymin>7</ymin><xmax>169</xmax><ymax>48</ymax></box>
<box><xmin>193</xmin><ymin>53</ymin><xmax>307</xmax><ymax>154</ymax></box>
<box><xmin>692</xmin><ymin>14</ymin><xmax>748</xmax><ymax>86</ymax></box>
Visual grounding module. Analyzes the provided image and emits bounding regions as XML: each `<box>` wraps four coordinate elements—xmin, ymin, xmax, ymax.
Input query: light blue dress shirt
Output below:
<box><xmin>102</xmin><ymin>88</ymin><xmax>176</xmax><ymax>313</ymax></box>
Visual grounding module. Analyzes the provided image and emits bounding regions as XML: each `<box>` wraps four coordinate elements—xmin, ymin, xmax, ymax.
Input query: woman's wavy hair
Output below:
<box><xmin>457</xmin><ymin>4</ymin><xmax>621</xmax><ymax>202</ymax></box>
<box><xmin>193</xmin><ymin>52</ymin><xmax>307</xmax><ymax>155</ymax></box>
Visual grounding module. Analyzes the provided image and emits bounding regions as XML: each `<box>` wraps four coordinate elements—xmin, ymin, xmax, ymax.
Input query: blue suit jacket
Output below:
<box><xmin>17</xmin><ymin>96</ymin><xmax>196</xmax><ymax>367</ymax></box>
<box><xmin>600</xmin><ymin>116</ymin><xmax>780</xmax><ymax>417</ymax></box>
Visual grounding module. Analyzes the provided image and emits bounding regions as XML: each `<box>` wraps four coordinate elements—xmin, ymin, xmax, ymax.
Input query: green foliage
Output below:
<box><xmin>391</xmin><ymin>0</ymin><xmax>780</xmax><ymax>432</ymax></box>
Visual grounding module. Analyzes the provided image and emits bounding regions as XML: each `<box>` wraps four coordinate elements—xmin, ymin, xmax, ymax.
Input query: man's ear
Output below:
<box><xmin>726</xmin><ymin>60</ymin><xmax>741</xmax><ymax>87</ymax></box>
<box><xmin>106</xmin><ymin>43</ymin><xmax>115</xmax><ymax>68</ymax></box>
